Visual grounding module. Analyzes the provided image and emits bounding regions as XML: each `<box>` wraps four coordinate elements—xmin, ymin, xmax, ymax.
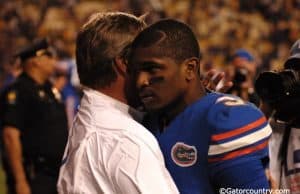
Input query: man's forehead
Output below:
<box><xmin>131</xmin><ymin>45</ymin><xmax>167</xmax><ymax>61</ymax></box>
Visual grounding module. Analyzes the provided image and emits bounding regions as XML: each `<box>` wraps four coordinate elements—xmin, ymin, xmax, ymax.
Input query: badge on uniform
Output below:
<box><xmin>38</xmin><ymin>90</ymin><xmax>46</xmax><ymax>99</ymax></box>
<box><xmin>171</xmin><ymin>142</ymin><xmax>197</xmax><ymax>167</ymax></box>
<box><xmin>51</xmin><ymin>87</ymin><xmax>62</xmax><ymax>102</ymax></box>
<box><xmin>7</xmin><ymin>90</ymin><xmax>17</xmax><ymax>105</ymax></box>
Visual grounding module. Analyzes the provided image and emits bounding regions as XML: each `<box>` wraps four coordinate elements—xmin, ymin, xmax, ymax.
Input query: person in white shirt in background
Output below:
<box><xmin>57</xmin><ymin>12</ymin><xmax>179</xmax><ymax>194</ymax></box>
<box><xmin>256</xmin><ymin>39</ymin><xmax>300</xmax><ymax>193</ymax></box>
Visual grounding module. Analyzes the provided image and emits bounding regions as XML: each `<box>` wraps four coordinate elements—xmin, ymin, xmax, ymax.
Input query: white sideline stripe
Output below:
<box><xmin>208</xmin><ymin>124</ymin><xmax>272</xmax><ymax>156</ymax></box>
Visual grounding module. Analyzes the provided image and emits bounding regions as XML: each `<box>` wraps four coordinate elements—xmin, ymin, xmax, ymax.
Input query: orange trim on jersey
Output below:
<box><xmin>208</xmin><ymin>140</ymin><xmax>268</xmax><ymax>163</ymax></box>
<box><xmin>211</xmin><ymin>117</ymin><xmax>267</xmax><ymax>142</ymax></box>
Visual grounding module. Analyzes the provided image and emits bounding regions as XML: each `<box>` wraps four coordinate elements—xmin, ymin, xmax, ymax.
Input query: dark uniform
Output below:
<box><xmin>0</xmin><ymin>39</ymin><xmax>68</xmax><ymax>194</ymax></box>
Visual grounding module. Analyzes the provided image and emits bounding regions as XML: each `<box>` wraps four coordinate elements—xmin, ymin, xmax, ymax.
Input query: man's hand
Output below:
<box><xmin>202</xmin><ymin>69</ymin><xmax>233</xmax><ymax>93</ymax></box>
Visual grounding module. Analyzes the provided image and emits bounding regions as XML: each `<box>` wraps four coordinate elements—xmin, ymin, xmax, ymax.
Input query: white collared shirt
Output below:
<box><xmin>57</xmin><ymin>88</ymin><xmax>178</xmax><ymax>194</ymax></box>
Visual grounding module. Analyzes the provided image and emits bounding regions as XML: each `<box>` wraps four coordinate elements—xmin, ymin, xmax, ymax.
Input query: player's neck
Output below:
<box><xmin>185</xmin><ymin>82</ymin><xmax>207</xmax><ymax>105</ymax></box>
<box><xmin>159</xmin><ymin>82</ymin><xmax>207</xmax><ymax>130</ymax></box>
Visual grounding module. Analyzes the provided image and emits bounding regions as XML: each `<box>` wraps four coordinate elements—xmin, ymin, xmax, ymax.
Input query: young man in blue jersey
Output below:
<box><xmin>128</xmin><ymin>19</ymin><xmax>272</xmax><ymax>194</ymax></box>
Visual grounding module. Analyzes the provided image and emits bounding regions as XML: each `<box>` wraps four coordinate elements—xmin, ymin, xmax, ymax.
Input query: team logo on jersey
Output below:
<box><xmin>171</xmin><ymin>142</ymin><xmax>197</xmax><ymax>167</ymax></box>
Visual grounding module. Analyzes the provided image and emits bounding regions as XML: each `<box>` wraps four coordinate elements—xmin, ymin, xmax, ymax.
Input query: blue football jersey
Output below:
<box><xmin>152</xmin><ymin>92</ymin><xmax>272</xmax><ymax>194</ymax></box>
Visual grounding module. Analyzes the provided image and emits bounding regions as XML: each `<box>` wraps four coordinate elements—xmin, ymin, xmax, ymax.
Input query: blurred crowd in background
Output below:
<box><xmin>0</xmin><ymin>1</ymin><xmax>300</xmax><ymax>193</ymax></box>
<box><xmin>1</xmin><ymin>0</ymin><xmax>300</xmax><ymax>96</ymax></box>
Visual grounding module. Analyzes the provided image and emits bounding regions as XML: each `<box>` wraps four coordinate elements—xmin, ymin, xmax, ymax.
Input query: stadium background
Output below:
<box><xmin>0</xmin><ymin>0</ymin><xmax>300</xmax><ymax>193</ymax></box>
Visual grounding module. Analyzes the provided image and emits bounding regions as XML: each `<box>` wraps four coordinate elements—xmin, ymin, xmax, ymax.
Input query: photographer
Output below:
<box><xmin>255</xmin><ymin>39</ymin><xmax>300</xmax><ymax>193</ymax></box>
<box><xmin>227</xmin><ymin>49</ymin><xmax>260</xmax><ymax>106</ymax></box>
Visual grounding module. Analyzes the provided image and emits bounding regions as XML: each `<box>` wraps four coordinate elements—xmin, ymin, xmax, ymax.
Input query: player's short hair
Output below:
<box><xmin>130</xmin><ymin>19</ymin><xmax>201</xmax><ymax>64</ymax></box>
<box><xmin>76</xmin><ymin>12</ymin><xmax>146</xmax><ymax>89</ymax></box>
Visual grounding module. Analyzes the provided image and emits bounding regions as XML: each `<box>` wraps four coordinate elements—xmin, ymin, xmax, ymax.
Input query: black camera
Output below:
<box><xmin>255</xmin><ymin>69</ymin><xmax>300</xmax><ymax>122</ymax></box>
<box><xmin>228</xmin><ymin>68</ymin><xmax>248</xmax><ymax>94</ymax></box>
<box><xmin>234</xmin><ymin>68</ymin><xmax>248</xmax><ymax>86</ymax></box>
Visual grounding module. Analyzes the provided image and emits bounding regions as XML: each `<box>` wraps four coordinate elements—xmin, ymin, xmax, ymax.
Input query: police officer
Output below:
<box><xmin>0</xmin><ymin>38</ymin><xmax>68</xmax><ymax>194</ymax></box>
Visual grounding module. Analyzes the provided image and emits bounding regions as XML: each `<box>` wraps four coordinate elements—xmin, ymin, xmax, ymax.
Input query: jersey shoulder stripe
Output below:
<box><xmin>211</xmin><ymin>116</ymin><xmax>267</xmax><ymax>142</ymax></box>
<box><xmin>208</xmin><ymin>139</ymin><xmax>269</xmax><ymax>162</ymax></box>
<box><xmin>209</xmin><ymin>123</ymin><xmax>271</xmax><ymax>155</ymax></box>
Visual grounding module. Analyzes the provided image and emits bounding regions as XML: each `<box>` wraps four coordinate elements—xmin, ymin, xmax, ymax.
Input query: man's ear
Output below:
<box><xmin>114</xmin><ymin>57</ymin><xmax>127</xmax><ymax>77</ymax></box>
<box><xmin>184</xmin><ymin>57</ymin><xmax>199</xmax><ymax>81</ymax></box>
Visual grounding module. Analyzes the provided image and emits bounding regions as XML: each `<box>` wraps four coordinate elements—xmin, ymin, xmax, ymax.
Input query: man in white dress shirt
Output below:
<box><xmin>57</xmin><ymin>12</ymin><xmax>178</xmax><ymax>194</ymax></box>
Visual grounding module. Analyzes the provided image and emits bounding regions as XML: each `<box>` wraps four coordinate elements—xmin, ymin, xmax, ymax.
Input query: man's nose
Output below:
<box><xmin>137</xmin><ymin>72</ymin><xmax>150</xmax><ymax>88</ymax></box>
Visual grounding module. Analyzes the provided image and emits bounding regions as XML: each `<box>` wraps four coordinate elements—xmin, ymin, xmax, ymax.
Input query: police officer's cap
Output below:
<box><xmin>15</xmin><ymin>38</ymin><xmax>54</xmax><ymax>62</ymax></box>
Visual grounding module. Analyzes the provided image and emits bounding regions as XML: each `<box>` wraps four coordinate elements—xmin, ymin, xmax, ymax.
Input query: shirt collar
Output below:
<box><xmin>83</xmin><ymin>88</ymin><xmax>144</xmax><ymax>122</ymax></box>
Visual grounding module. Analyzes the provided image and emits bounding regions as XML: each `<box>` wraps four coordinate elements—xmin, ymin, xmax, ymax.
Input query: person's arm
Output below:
<box><xmin>265</xmin><ymin>168</ymin><xmax>278</xmax><ymax>190</ymax></box>
<box><xmin>207</xmin><ymin>95</ymin><xmax>272</xmax><ymax>191</ymax></box>
<box><xmin>209</xmin><ymin>157</ymin><xmax>270</xmax><ymax>190</ymax></box>
<box><xmin>3</xmin><ymin>126</ymin><xmax>31</xmax><ymax>194</ymax></box>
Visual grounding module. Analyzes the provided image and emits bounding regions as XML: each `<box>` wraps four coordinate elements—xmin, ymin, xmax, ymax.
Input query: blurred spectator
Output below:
<box><xmin>0</xmin><ymin>58</ymin><xmax>22</xmax><ymax>94</ymax></box>
<box><xmin>1</xmin><ymin>0</ymin><xmax>300</xmax><ymax>94</ymax></box>
<box><xmin>0</xmin><ymin>4</ymin><xmax>298</xmax><ymax>120</ymax></box>
<box><xmin>226</xmin><ymin>49</ymin><xmax>260</xmax><ymax>105</ymax></box>
<box><xmin>53</xmin><ymin>60</ymin><xmax>80</xmax><ymax>129</ymax></box>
